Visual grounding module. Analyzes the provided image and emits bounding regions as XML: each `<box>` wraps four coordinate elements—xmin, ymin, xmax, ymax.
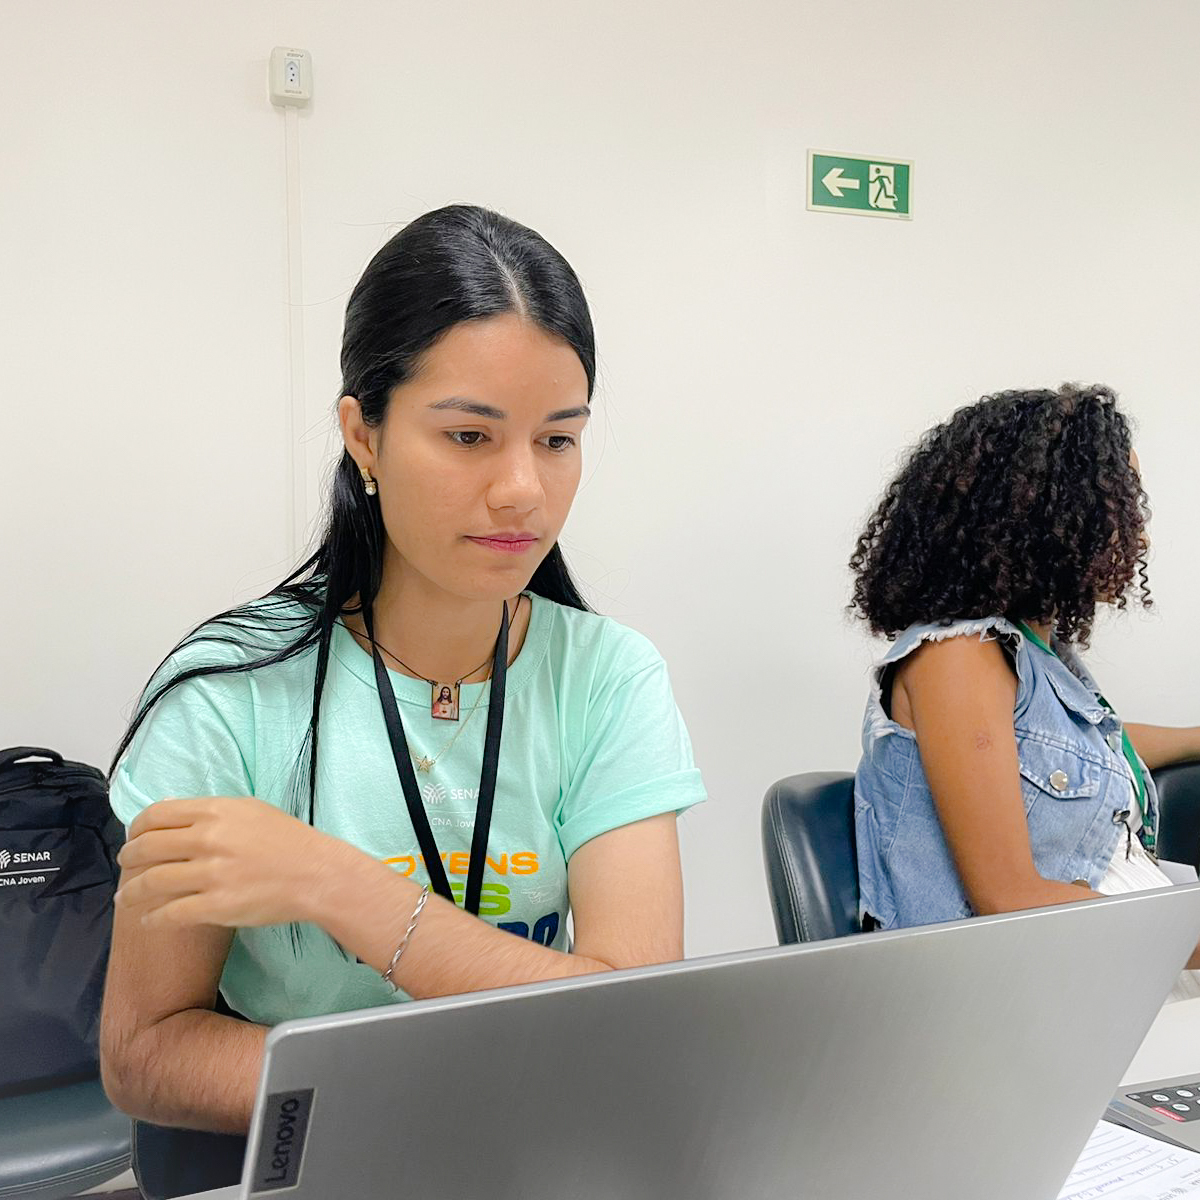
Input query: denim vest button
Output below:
<box><xmin>1049</xmin><ymin>769</ymin><xmax>1069</xmax><ymax>791</ymax></box>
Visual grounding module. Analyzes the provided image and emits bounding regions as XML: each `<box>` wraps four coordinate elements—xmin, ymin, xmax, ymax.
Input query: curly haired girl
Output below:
<box><xmin>850</xmin><ymin>384</ymin><xmax>1199</xmax><ymax>1000</ymax></box>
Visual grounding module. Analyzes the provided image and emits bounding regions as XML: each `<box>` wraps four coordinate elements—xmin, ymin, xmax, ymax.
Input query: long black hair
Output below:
<box><xmin>111</xmin><ymin>206</ymin><xmax>596</xmax><ymax>824</ymax></box>
<box><xmin>849</xmin><ymin>384</ymin><xmax>1152</xmax><ymax>646</ymax></box>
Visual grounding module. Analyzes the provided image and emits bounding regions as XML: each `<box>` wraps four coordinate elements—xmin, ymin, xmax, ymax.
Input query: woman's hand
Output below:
<box><xmin>115</xmin><ymin>796</ymin><xmax>351</xmax><ymax>929</ymax></box>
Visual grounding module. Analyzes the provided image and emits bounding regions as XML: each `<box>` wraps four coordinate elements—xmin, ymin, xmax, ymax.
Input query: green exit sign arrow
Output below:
<box><xmin>807</xmin><ymin>151</ymin><xmax>912</xmax><ymax>219</ymax></box>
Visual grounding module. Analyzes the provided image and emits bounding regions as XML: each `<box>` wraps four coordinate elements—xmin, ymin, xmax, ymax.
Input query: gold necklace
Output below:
<box><xmin>340</xmin><ymin>596</ymin><xmax>523</xmax><ymax>722</ymax></box>
<box><xmin>413</xmin><ymin>676</ymin><xmax>490</xmax><ymax>773</ymax></box>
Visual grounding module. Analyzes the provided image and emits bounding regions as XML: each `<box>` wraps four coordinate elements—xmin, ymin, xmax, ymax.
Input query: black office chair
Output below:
<box><xmin>761</xmin><ymin>772</ymin><xmax>861</xmax><ymax>945</ymax></box>
<box><xmin>133</xmin><ymin>1118</ymin><xmax>247</xmax><ymax>1200</ymax></box>
<box><xmin>0</xmin><ymin>1078</ymin><xmax>131</xmax><ymax>1200</ymax></box>
<box><xmin>762</xmin><ymin>764</ymin><xmax>1200</xmax><ymax>951</ymax></box>
<box><xmin>1153</xmin><ymin>762</ymin><xmax>1200</xmax><ymax>871</ymax></box>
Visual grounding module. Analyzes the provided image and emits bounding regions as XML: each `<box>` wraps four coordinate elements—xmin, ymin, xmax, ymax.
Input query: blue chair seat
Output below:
<box><xmin>0</xmin><ymin>1078</ymin><xmax>131</xmax><ymax>1200</ymax></box>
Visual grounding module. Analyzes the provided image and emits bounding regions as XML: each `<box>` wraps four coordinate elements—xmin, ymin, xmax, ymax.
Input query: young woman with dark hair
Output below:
<box><xmin>849</xmin><ymin>384</ymin><xmax>1200</xmax><ymax>1000</ymax></box>
<box><xmin>100</xmin><ymin>205</ymin><xmax>706</xmax><ymax>1134</ymax></box>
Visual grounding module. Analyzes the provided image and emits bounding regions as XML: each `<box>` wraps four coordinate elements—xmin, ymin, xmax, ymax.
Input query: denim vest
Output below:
<box><xmin>854</xmin><ymin>616</ymin><xmax>1156</xmax><ymax>930</ymax></box>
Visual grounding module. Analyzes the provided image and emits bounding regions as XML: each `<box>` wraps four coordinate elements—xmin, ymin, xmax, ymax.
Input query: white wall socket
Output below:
<box><xmin>269</xmin><ymin>47</ymin><xmax>312</xmax><ymax>107</ymax></box>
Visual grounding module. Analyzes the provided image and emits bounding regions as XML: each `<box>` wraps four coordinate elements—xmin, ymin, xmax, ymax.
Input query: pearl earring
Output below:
<box><xmin>360</xmin><ymin>467</ymin><xmax>377</xmax><ymax>497</ymax></box>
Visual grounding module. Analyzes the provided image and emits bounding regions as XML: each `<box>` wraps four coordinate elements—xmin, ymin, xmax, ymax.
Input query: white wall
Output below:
<box><xmin>5</xmin><ymin>0</ymin><xmax>1200</xmax><ymax>958</ymax></box>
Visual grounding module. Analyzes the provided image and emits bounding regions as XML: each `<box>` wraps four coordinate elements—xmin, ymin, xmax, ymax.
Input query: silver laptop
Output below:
<box><xmin>1107</xmin><ymin>1072</ymin><xmax>1200</xmax><ymax>1151</ymax></box>
<box><xmin>210</xmin><ymin>885</ymin><xmax>1200</xmax><ymax>1200</ymax></box>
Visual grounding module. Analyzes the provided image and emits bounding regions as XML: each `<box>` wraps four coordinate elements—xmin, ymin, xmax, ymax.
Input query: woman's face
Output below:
<box><xmin>341</xmin><ymin>313</ymin><xmax>590</xmax><ymax>603</ymax></box>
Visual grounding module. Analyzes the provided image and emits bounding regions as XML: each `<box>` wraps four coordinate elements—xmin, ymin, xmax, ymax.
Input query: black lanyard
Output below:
<box><xmin>364</xmin><ymin>602</ymin><xmax>509</xmax><ymax>915</ymax></box>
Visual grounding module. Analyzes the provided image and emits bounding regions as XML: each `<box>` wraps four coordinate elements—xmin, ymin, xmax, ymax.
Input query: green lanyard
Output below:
<box><xmin>1016</xmin><ymin>622</ymin><xmax>1154</xmax><ymax>851</ymax></box>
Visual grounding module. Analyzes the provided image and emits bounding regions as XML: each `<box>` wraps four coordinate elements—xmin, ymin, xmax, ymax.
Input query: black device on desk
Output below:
<box><xmin>1107</xmin><ymin>1074</ymin><xmax>1200</xmax><ymax>1152</ymax></box>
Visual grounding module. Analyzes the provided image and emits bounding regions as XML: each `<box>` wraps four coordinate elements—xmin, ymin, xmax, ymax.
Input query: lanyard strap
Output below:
<box><xmin>1016</xmin><ymin>622</ymin><xmax>1151</xmax><ymax>840</ymax></box>
<box><xmin>364</xmin><ymin>603</ymin><xmax>509</xmax><ymax>915</ymax></box>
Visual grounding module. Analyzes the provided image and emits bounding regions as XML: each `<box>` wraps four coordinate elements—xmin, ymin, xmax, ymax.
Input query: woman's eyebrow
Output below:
<box><xmin>428</xmin><ymin>398</ymin><xmax>591</xmax><ymax>423</ymax></box>
<box><xmin>428</xmin><ymin>396</ymin><xmax>506</xmax><ymax>419</ymax></box>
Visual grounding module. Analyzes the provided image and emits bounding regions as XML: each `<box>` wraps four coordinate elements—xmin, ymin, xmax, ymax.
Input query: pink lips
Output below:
<box><xmin>466</xmin><ymin>533</ymin><xmax>539</xmax><ymax>554</ymax></box>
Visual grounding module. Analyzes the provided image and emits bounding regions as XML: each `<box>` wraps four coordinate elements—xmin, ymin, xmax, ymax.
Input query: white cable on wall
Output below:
<box><xmin>269</xmin><ymin>47</ymin><xmax>314</xmax><ymax>563</ymax></box>
<box><xmin>283</xmin><ymin>104</ymin><xmax>307</xmax><ymax>562</ymax></box>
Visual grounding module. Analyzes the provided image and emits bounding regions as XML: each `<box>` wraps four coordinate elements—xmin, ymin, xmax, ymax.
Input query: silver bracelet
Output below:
<box><xmin>381</xmin><ymin>884</ymin><xmax>430</xmax><ymax>992</ymax></box>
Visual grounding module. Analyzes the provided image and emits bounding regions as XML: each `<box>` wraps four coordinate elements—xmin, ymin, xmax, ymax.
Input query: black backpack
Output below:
<box><xmin>0</xmin><ymin>746</ymin><xmax>124</xmax><ymax>1094</ymax></box>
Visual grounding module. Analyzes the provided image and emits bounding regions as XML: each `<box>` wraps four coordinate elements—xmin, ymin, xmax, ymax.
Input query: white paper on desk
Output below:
<box><xmin>1057</xmin><ymin>1120</ymin><xmax>1200</xmax><ymax>1199</ymax></box>
<box><xmin>1158</xmin><ymin>860</ymin><xmax>1200</xmax><ymax>886</ymax></box>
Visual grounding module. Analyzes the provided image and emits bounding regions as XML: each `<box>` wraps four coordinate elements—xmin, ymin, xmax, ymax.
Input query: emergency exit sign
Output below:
<box><xmin>807</xmin><ymin>151</ymin><xmax>912</xmax><ymax>219</ymax></box>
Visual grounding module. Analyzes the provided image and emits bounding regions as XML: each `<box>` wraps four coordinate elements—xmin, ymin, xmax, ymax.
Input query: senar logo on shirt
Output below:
<box><xmin>420</xmin><ymin>782</ymin><xmax>447</xmax><ymax>806</ymax></box>
<box><xmin>0</xmin><ymin>849</ymin><xmax>50</xmax><ymax>869</ymax></box>
<box><xmin>251</xmin><ymin>1088</ymin><xmax>315</xmax><ymax>1193</ymax></box>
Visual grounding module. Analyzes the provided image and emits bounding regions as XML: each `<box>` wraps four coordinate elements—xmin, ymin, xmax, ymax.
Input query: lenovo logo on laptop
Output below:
<box><xmin>251</xmin><ymin>1089</ymin><xmax>315</xmax><ymax>1193</ymax></box>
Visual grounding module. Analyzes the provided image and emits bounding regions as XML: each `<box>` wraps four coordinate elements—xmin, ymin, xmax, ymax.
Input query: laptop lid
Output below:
<box><xmin>238</xmin><ymin>884</ymin><xmax>1200</xmax><ymax>1200</ymax></box>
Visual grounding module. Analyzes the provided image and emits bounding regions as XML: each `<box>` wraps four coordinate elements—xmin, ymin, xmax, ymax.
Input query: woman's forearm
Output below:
<box><xmin>970</xmin><ymin>876</ymin><xmax>1097</xmax><ymax>916</ymax></box>
<box><xmin>1124</xmin><ymin>724</ymin><xmax>1200</xmax><ymax>771</ymax></box>
<box><xmin>304</xmin><ymin>840</ymin><xmax>613</xmax><ymax>1000</ymax></box>
<box><xmin>104</xmin><ymin>1008</ymin><xmax>267</xmax><ymax>1135</ymax></box>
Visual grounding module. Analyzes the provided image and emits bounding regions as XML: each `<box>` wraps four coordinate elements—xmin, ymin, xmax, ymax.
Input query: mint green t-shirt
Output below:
<box><xmin>109</xmin><ymin>593</ymin><xmax>706</xmax><ymax>1026</ymax></box>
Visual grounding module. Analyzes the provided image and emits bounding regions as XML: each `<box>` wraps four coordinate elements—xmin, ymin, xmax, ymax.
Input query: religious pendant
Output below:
<box><xmin>430</xmin><ymin>680</ymin><xmax>461</xmax><ymax>721</ymax></box>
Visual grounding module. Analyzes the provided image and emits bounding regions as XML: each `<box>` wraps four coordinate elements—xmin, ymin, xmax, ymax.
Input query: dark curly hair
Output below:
<box><xmin>849</xmin><ymin>384</ymin><xmax>1152</xmax><ymax>645</ymax></box>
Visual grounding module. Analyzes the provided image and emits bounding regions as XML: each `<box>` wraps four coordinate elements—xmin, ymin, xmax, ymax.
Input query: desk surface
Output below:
<box><xmin>177</xmin><ymin>998</ymin><xmax>1200</xmax><ymax>1200</ymax></box>
<box><xmin>1122</xmin><ymin>995</ymin><xmax>1200</xmax><ymax>1084</ymax></box>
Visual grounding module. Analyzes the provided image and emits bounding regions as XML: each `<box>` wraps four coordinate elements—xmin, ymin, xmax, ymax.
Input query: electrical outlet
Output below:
<box><xmin>269</xmin><ymin>47</ymin><xmax>312</xmax><ymax>107</ymax></box>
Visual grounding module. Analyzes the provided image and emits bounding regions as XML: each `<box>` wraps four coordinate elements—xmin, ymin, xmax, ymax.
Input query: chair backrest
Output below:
<box><xmin>761</xmin><ymin>772</ymin><xmax>860</xmax><ymax>944</ymax></box>
<box><xmin>1152</xmin><ymin>762</ymin><xmax>1200</xmax><ymax>870</ymax></box>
